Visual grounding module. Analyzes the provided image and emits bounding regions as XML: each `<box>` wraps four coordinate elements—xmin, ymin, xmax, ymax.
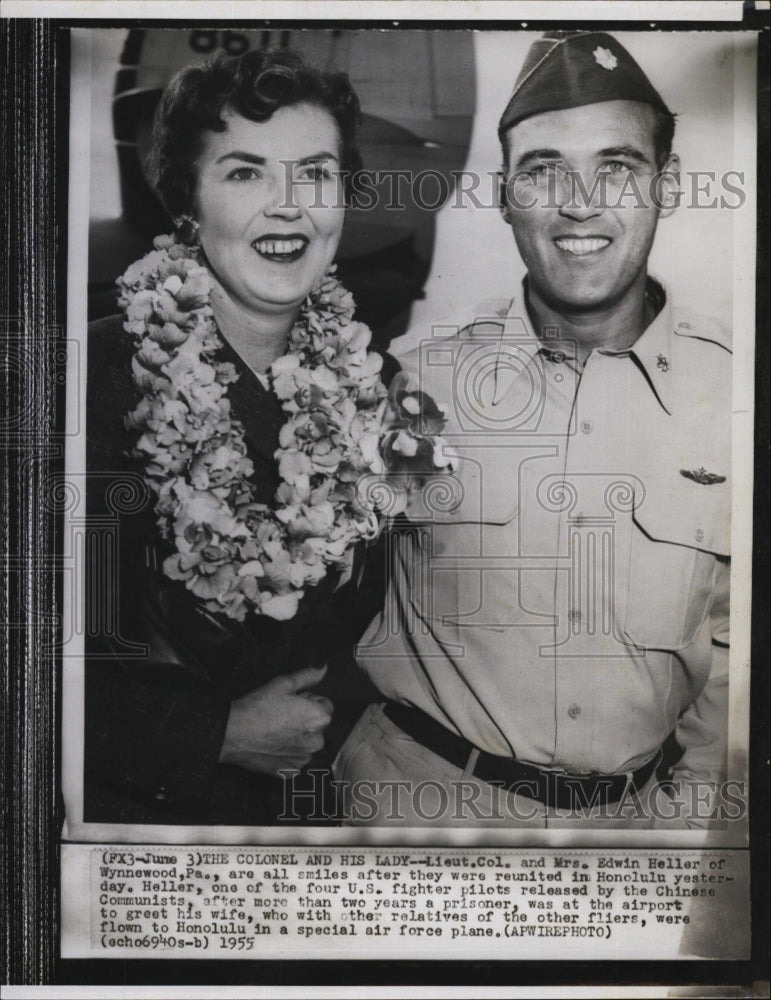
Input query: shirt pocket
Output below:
<box><xmin>404</xmin><ymin>448</ymin><xmax>519</xmax><ymax>528</ymax></box>
<box><xmin>622</xmin><ymin>475</ymin><xmax>730</xmax><ymax>652</ymax></box>
<box><xmin>401</xmin><ymin>453</ymin><xmax>522</xmax><ymax>631</ymax></box>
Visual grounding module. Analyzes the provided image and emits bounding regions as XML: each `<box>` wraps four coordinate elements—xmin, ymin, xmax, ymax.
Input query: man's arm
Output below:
<box><xmin>656</xmin><ymin>556</ymin><xmax>730</xmax><ymax>828</ymax></box>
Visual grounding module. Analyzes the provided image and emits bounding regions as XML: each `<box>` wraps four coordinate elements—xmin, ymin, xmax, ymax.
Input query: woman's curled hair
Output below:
<box><xmin>150</xmin><ymin>48</ymin><xmax>363</xmax><ymax>219</ymax></box>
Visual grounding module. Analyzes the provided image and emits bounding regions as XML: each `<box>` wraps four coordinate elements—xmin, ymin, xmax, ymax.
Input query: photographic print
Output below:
<box><xmin>2</xmin><ymin>3</ymin><xmax>768</xmax><ymax>996</ymax></box>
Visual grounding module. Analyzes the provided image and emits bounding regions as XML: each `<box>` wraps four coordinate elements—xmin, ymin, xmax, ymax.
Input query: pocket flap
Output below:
<box><xmin>632</xmin><ymin>473</ymin><xmax>730</xmax><ymax>556</ymax></box>
<box><xmin>405</xmin><ymin>450</ymin><xmax>519</xmax><ymax>525</ymax></box>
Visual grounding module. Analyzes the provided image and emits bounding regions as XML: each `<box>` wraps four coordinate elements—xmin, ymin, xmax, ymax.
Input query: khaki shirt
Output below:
<box><xmin>358</xmin><ymin>285</ymin><xmax>731</xmax><ymax>783</ymax></box>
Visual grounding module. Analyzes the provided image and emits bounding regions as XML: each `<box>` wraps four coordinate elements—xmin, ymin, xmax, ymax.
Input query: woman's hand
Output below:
<box><xmin>218</xmin><ymin>664</ymin><xmax>333</xmax><ymax>777</ymax></box>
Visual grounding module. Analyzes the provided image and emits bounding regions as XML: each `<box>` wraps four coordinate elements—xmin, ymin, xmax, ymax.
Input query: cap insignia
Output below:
<box><xmin>680</xmin><ymin>468</ymin><xmax>727</xmax><ymax>486</ymax></box>
<box><xmin>593</xmin><ymin>46</ymin><xmax>618</xmax><ymax>71</ymax></box>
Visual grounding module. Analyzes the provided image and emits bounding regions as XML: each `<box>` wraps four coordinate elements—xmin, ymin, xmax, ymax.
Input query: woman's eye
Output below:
<box><xmin>299</xmin><ymin>164</ymin><xmax>332</xmax><ymax>181</ymax></box>
<box><xmin>227</xmin><ymin>166</ymin><xmax>260</xmax><ymax>181</ymax></box>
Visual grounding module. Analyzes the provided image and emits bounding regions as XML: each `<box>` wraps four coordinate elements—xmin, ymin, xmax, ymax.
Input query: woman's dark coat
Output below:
<box><xmin>84</xmin><ymin>314</ymin><xmax>395</xmax><ymax>826</ymax></box>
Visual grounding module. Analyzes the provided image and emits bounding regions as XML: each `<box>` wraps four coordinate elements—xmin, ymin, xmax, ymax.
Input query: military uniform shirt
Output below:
<box><xmin>357</xmin><ymin>283</ymin><xmax>731</xmax><ymax>784</ymax></box>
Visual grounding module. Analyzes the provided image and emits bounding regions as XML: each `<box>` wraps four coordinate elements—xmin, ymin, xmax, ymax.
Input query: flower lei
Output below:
<box><xmin>118</xmin><ymin>234</ymin><xmax>455</xmax><ymax>622</ymax></box>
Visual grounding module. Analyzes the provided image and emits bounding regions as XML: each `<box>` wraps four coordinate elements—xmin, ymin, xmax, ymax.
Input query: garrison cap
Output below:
<box><xmin>498</xmin><ymin>31</ymin><xmax>672</xmax><ymax>137</ymax></box>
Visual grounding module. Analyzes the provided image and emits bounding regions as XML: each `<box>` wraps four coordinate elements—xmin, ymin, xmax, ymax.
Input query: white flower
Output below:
<box><xmin>345</xmin><ymin>323</ymin><xmax>371</xmax><ymax>353</ymax></box>
<box><xmin>238</xmin><ymin>560</ymin><xmax>265</xmax><ymax>577</ymax></box>
<box><xmin>311</xmin><ymin>366</ymin><xmax>340</xmax><ymax>393</ymax></box>
<box><xmin>271</xmin><ymin>353</ymin><xmax>301</xmax><ymax>376</ymax></box>
<box><xmin>120</xmin><ymin>249</ymin><xmax>166</xmax><ymax>287</ymax></box>
<box><xmin>593</xmin><ymin>46</ymin><xmax>618</xmax><ymax>71</ymax></box>
<box><xmin>260</xmin><ymin>593</ymin><xmax>301</xmax><ymax>621</ymax></box>
<box><xmin>278</xmin><ymin>450</ymin><xmax>313</xmax><ymax>485</ymax></box>
<box><xmin>358</xmin><ymin>431</ymin><xmax>384</xmax><ymax>473</ymax></box>
<box><xmin>391</xmin><ymin>430</ymin><xmax>419</xmax><ymax>457</ymax></box>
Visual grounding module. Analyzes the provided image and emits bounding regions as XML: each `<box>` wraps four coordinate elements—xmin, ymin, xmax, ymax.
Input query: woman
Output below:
<box><xmin>84</xmin><ymin>49</ymin><xmax>443</xmax><ymax>826</ymax></box>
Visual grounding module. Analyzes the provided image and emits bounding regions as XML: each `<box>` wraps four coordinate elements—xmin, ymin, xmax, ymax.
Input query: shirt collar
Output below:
<box><xmin>487</xmin><ymin>284</ymin><xmax>545</xmax><ymax>404</ymax></box>
<box><xmin>620</xmin><ymin>281</ymin><xmax>674</xmax><ymax>414</ymax></box>
<box><xmin>497</xmin><ymin>277</ymin><xmax>674</xmax><ymax>414</ymax></box>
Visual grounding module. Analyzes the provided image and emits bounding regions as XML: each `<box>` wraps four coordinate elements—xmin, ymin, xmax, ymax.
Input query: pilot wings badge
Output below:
<box><xmin>680</xmin><ymin>467</ymin><xmax>727</xmax><ymax>485</ymax></box>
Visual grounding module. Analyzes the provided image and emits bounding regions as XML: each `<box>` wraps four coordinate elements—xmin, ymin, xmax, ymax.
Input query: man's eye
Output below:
<box><xmin>227</xmin><ymin>166</ymin><xmax>260</xmax><ymax>181</ymax></box>
<box><xmin>600</xmin><ymin>160</ymin><xmax>631</xmax><ymax>175</ymax></box>
<box><xmin>522</xmin><ymin>163</ymin><xmax>561</xmax><ymax>184</ymax></box>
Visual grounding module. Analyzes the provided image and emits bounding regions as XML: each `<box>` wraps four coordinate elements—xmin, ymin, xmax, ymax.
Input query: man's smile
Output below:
<box><xmin>554</xmin><ymin>237</ymin><xmax>612</xmax><ymax>256</ymax></box>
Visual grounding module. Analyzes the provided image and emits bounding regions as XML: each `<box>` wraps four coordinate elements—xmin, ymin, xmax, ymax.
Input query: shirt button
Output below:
<box><xmin>568</xmin><ymin>609</ymin><xmax>581</xmax><ymax>624</ymax></box>
<box><xmin>567</xmin><ymin>704</ymin><xmax>582</xmax><ymax>719</ymax></box>
<box><xmin>581</xmin><ymin>421</ymin><xmax>593</xmax><ymax>434</ymax></box>
<box><xmin>552</xmin><ymin>351</ymin><xmax>566</xmax><ymax>364</ymax></box>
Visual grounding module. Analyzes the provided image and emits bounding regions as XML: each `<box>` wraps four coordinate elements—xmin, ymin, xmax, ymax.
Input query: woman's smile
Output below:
<box><xmin>251</xmin><ymin>234</ymin><xmax>310</xmax><ymax>262</ymax></box>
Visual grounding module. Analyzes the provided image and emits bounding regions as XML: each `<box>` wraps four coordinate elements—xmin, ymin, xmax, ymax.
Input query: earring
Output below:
<box><xmin>175</xmin><ymin>215</ymin><xmax>200</xmax><ymax>246</ymax></box>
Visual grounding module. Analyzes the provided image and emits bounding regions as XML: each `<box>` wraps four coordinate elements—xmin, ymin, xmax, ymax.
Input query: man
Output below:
<box><xmin>334</xmin><ymin>31</ymin><xmax>731</xmax><ymax>827</ymax></box>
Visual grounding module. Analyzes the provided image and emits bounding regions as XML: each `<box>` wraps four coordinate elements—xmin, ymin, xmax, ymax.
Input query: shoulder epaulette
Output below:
<box><xmin>457</xmin><ymin>299</ymin><xmax>513</xmax><ymax>338</ymax></box>
<box><xmin>672</xmin><ymin>310</ymin><xmax>732</xmax><ymax>354</ymax></box>
<box><xmin>393</xmin><ymin>300</ymin><xmax>512</xmax><ymax>357</ymax></box>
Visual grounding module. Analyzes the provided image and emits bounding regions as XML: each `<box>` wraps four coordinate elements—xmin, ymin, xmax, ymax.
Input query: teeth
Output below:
<box><xmin>253</xmin><ymin>238</ymin><xmax>306</xmax><ymax>255</ymax></box>
<box><xmin>555</xmin><ymin>238</ymin><xmax>610</xmax><ymax>255</ymax></box>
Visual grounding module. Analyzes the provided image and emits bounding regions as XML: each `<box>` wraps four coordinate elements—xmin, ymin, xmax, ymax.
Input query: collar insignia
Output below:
<box><xmin>593</xmin><ymin>46</ymin><xmax>618</xmax><ymax>70</ymax></box>
<box><xmin>656</xmin><ymin>354</ymin><xmax>669</xmax><ymax>372</ymax></box>
<box><xmin>680</xmin><ymin>467</ymin><xmax>726</xmax><ymax>486</ymax></box>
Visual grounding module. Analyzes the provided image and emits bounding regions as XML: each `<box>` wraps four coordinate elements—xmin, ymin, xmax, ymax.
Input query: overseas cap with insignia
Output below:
<box><xmin>498</xmin><ymin>31</ymin><xmax>672</xmax><ymax>137</ymax></box>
